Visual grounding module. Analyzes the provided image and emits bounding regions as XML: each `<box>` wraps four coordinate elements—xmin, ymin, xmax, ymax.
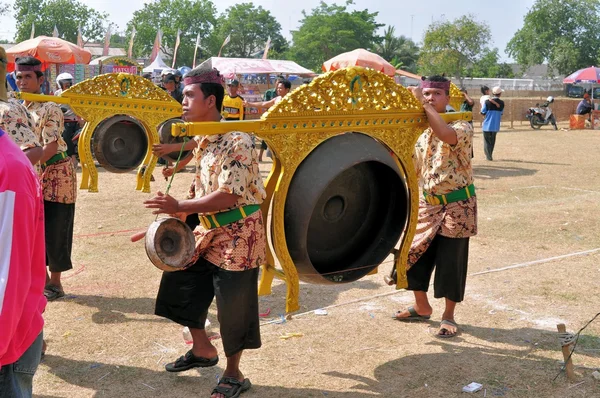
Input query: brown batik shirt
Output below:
<box><xmin>187</xmin><ymin>131</ymin><xmax>267</xmax><ymax>271</ymax></box>
<box><xmin>408</xmin><ymin>120</ymin><xmax>477</xmax><ymax>270</ymax></box>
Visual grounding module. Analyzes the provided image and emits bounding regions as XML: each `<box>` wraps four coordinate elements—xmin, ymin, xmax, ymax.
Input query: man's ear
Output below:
<box><xmin>38</xmin><ymin>75</ymin><xmax>45</xmax><ymax>85</ymax></box>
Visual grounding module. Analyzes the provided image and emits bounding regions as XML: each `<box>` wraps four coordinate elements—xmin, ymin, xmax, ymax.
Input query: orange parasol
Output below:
<box><xmin>322</xmin><ymin>48</ymin><xmax>396</xmax><ymax>77</ymax></box>
<box><xmin>6</xmin><ymin>36</ymin><xmax>91</xmax><ymax>71</ymax></box>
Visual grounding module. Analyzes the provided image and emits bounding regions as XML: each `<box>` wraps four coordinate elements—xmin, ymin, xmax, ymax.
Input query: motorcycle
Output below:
<box><xmin>526</xmin><ymin>96</ymin><xmax>558</xmax><ymax>130</ymax></box>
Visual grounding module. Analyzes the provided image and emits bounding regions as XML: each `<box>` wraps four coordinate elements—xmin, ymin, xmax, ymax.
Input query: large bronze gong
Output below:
<box><xmin>93</xmin><ymin>115</ymin><xmax>148</xmax><ymax>173</ymax></box>
<box><xmin>284</xmin><ymin>133</ymin><xmax>409</xmax><ymax>284</ymax></box>
<box><xmin>158</xmin><ymin>118</ymin><xmax>193</xmax><ymax>163</ymax></box>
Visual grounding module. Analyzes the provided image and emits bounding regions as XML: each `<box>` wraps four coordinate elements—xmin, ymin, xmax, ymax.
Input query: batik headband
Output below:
<box><xmin>15</xmin><ymin>64</ymin><xmax>42</xmax><ymax>72</ymax></box>
<box><xmin>420</xmin><ymin>77</ymin><xmax>450</xmax><ymax>91</ymax></box>
<box><xmin>183</xmin><ymin>69</ymin><xmax>224</xmax><ymax>86</ymax></box>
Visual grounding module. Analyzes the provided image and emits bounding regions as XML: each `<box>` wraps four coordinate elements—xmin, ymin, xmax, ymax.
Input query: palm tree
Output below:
<box><xmin>376</xmin><ymin>26</ymin><xmax>401</xmax><ymax>61</ymax></box>
<box><xmin>375</xmin><ymin>26</ymin><xmax>420</xmax><ymax>73</ymax></box>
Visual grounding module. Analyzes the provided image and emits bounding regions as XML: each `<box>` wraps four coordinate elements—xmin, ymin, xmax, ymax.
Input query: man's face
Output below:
<box><xmin>181</xmin><ymin>84</ymin><xmax>214</xmax><ymax>122</ymax></box>
<box><xmin>227</xmin><ymin>84</ymin><xmax>238</xmax><ymax>96</ymax></box>
<box><xmin>17</xmin><ymin>71</ymin><xmax>43</xmax><ymax>93</ymax></box>
<box><xmin>61</xmin><ymin>80</ymin><xmax>73</xmax><ymax>90</ymax></box>
<box><xmin>163</xmin><ymin>80</ymin><xmax>176</xmax><ymax>93</ymax></box>
<box><xmin>422</xmin><ymin>87</ymin><xmax>449</xmax><ymax>113</ymax></box>
<box><xmin>276</xmin><ymin>82</ymin><xmax>289</xmax><ymax>97</ymax></box>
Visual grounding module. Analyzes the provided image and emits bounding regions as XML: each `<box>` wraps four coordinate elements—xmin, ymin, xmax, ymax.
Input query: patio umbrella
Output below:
<box><xmin>6</xmin><ymin>36</ymin><xmax>92</xmax><ymax>71</ymax></box>
<box><xmin>322</xmin><ymin>48</ymin><xmax>396</xmax><ymax>77</ymax></box>
<box><xmin>563</xmin><ymin>66</ymin><xmax>600</xmax><ymax>84</ymax></box>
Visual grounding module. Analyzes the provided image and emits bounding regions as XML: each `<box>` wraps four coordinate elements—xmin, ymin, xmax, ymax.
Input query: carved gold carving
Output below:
<box><xmin>172</xmin><ymin>67</ymin><xmax>471</xmax><ymax>313</ymax></box>
<box><xmin>16</xmin><ymin>73</ymin><xmax>182</xmax><ymax>193</ymax></box>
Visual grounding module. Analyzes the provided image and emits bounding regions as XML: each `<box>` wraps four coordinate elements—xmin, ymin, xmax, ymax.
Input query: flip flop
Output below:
<box><xmin>436</xmin><ymin>319</ymin><xmax>459</xmax><ymax>338</ymax></box>
<box><xmin>165</xmin><ymin>350</ymin><xmax>219</xmax><ymax>372</ymax></box>
<box><xmin>44</xmin><ymin>285</ymin><xmax>65</xmax><ymax>301</ymax></box>
<box><xmin>211</xmin><ymin>377</ymin><xmax>251</xmax><ymax>398</ymax></box>
<box><xmin>393</xmin><ymin>306</ymin><xmax>431</xmax><ymax>321</ymax></box>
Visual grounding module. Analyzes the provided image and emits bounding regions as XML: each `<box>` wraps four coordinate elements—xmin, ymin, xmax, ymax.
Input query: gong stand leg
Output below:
<box><xmin>79</xmin><ymin>120</ymin><xmax>99</xmax><ymax>192</ymax></box>
<box><xmin>258</xmin><ymin>155</ymin><xmax>281</xmax><ymax>297</ymax></box>
<box><xmin>136</xmin><ymin>120</ymin><xmax>160</xmax><ymax>193</ymax></box>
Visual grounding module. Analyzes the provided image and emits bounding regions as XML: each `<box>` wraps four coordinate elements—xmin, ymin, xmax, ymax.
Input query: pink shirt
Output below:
<box><xmin>0</xmin><ymin>129</ymin><xmax>47</xmax><ymax>367</ymax></box>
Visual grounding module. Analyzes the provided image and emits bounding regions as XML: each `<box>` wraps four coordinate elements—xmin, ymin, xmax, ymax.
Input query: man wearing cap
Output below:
<box><xmin>0</xmin><ymin>47</ymin><xmax>42</xmax><ymax>165</ymax></box>
<box><xmin>481</xmin><ymin>86</ymin><xmax>505</xmax><ymax>161</ymax></box>
<box><xmin>144</xmin><ymin>65</ymin><xmax>265</xmax><ymax>398</ymax></box>
<box><xmin>222</xmin><ymin>79</ymin><xmax>245</xmax><ymax>121</ymax></box>
<box><xmin>15</xmin><ymin>56</ymin><xmax>76</xmax><ymax>302</ymax></box>
<box><xmin>393</xmin><ymin>75</ymin><xmax>477</xmax><ymax>339</ymax></box>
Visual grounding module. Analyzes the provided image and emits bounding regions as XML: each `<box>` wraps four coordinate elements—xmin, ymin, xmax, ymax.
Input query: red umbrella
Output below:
<box><xmin>322</xmin><ymin>48</ymin><xmax>396</xmax><ymax>77</ymax></box>
<box><xmin>5</xmin><ymin>36</ymin><xmax>92</xmax><ymax>71</ymax></box>
<box><xmin>563</xmin><ymin>66</ymin><xmax>600</xmax><ymax>83</ymax></box>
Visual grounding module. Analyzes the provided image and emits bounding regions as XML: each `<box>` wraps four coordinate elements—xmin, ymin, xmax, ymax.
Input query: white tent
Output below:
<box><xmin>199</xmin><ymin>57</ymin><xmax>316</xmax><ymax>78</ymax></box>
<box><xmin>143</xmin><ymin>54</ymin><xmax>170</xmax><ymax>73</ymax></box>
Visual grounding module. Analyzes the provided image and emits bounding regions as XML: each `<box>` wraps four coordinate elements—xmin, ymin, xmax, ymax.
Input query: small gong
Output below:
<box><xmin>158</xmin><ymin>118</ymin><xmax>193</xmax><ymax>163</ymax></box>
<box><xmin>145</xmin><ymin>217</ymin><xmax>195</xmax><ymax>272</ymax></box>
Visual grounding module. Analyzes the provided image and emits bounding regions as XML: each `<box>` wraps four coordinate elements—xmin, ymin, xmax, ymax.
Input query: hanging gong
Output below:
<box><xmin>93</xmin><ymin>115</ymin><xmax>148</xmax><ymax>173</ymax></box>
<box><xmin>284</xmin><ymin>132</ymin><xmax>409</xmax><ymax>284</ymax></box>
<box><xmin>145</xmin><ymin>217</ymin><xmax>196</xmax><ymax>272</ymax></box>
<box><xmin>158</xmin><ymin>118</ymin><xmax>193</xmax><ymax>163</ymax></box>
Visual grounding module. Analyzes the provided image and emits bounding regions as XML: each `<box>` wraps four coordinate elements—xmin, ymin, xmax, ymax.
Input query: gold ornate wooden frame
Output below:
<box><xmin>16</xmin><ymin>73</ymin><xmax>182</xmax><ymax>193</ymax></box>
<box><xmin>16</xmin><ymin>68</ymin><xmax>470</xmax><ymax>313</ymax></box>
<box><xmin>170</xmin><ymin>67</ymin><xmax>470</xmax><ymax>312</ymax></box>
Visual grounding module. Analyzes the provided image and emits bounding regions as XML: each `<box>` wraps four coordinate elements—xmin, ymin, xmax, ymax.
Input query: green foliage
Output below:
<box><xmin>288</xmin><ymin>1</ymin><xmax>383</xmax><ymax>71</ymax></box>
<box><xmin>13</xmin><ymin>0</ymin><xmax>108</xmax><ymax>44</ymax></box>
<box><xmin>210</xmin><ymin>3</ymin><xmax>287</xmax><ymax>58</ymax></box>
<box><xmin>127</xmin><ymin>0</ymin><xmax>217</xmax><ymax>67</ymax></box>
<box><xmin>467</xmin><ymin>48</ymin><xmax>515</xmax><ymax>78</ymax></box>
<box><xmin>506</xmin><ymin>0</ymin><xmax>600</xmax><ymax>75</ymax></box>
<box><xmin>418</xmin><ymin>14</ymin><xmax>491</xmax><ymax>83</ymax></box>
<box><xmin>375</xmin><ymin>26</ymin><xmax>419</xmax><ymax>73</ymax></box>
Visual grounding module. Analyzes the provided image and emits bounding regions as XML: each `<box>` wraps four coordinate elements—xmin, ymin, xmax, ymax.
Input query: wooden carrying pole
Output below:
<box><xmin>557</xmin><ymin>323</ymin><xmax>577</xmax><ymax>382</ymax></box>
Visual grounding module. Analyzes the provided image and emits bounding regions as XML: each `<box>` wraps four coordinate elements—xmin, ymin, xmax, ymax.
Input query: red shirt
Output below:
<box><xmin>0</xmin><ymin>129</ymin><xmax>47</xmax><ymax>367</ymax></box>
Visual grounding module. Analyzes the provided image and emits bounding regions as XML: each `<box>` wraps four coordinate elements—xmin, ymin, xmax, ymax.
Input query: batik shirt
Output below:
<box><xmin>188</xmin><ymin>131</ymin><xmax>267</xmax><ymax>271</ymax></box>
<box><xmin>408</xmin><ymin>120</ymin><xmax>477</xmax><ymax>269</ymax></box>
<box><xmin>0</xmin><ymin>99</ymin><xmax>40</xmax><ymax>152</ymax></box>
<box><xmin>26</xmin><ymin>101</ymin><xmax>76</xmax><ymax>204</ymax></box>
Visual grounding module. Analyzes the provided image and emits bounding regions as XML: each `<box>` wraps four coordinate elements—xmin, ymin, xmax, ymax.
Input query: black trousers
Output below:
<box><xmin>62</xmin><ymin>122</ymin><xmax>79</xmax><ymax>157</ymax></box>
<box><xmin>483</xmin><ymin>131</ymin><xmax>497</xmax><ymax>160</ymax></box>
<box><xmin>155</xmin><ymin>257</ymin><xmax>261</xmax><ymax>357</ymax></box>
<box><xmin>44</xmin><ymin>201</ymin><xmax>75</xmax><ymax>273</ymax></box>
<box><xmin>407</xmin><ymin>235</ymin><xmax>470</xmax><ymax>303</ymax></box>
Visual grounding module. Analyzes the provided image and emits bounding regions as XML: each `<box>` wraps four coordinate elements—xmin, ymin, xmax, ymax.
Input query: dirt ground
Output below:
<box><xmin>33</xmin><ymin>122</ymin><xmax>600</xmax><ymax>398</ymax></box>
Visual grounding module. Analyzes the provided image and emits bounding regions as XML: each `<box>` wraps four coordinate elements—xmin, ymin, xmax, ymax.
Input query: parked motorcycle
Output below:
<box><xmin>526</xmin><ymin>96</ymin><xmax>558</xmax><ymax>130</ymax></box>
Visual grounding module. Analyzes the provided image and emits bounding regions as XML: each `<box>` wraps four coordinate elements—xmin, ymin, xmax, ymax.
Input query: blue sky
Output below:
<box><xmin>1</xmin><ymin>0</ymin><xmax>535</xmax><ymax>61</ymax></box>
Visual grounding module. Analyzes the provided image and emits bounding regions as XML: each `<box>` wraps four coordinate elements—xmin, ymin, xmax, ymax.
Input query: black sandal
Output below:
<box><xmin>165</xmin><ymin>350</ymin><xmax>218</xmax><ymax>372</ymax></box>
<box><xmin>44</xmin><ymin>285</ymin><xmax>65</xmax><ymax>301</ymax></box>
<box><xmin>211</xmin><ymin>377</ymin><xmax>251</xmax><ymax>398</ymax></box>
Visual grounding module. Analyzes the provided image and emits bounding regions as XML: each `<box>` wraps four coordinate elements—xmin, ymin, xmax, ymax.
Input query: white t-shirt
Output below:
<box><xmin>480</xmin><ymin>95</ymin><xmax>490</xmax><ymax>107</ymax></box>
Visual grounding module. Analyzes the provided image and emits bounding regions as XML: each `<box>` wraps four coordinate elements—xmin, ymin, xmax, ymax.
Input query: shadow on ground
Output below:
<box><xmin>40</xmin><ymin>323</ymin><xmax>596</xmax><ymax>397</ymax></box>
<box><xmin>474</xmin><ymin>165</ymin><xmax>538</xmax><ymax>180</ymax></box>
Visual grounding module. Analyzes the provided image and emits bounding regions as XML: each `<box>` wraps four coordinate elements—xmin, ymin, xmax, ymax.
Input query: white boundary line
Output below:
<box><xmin>262</xmin><ymin>247</ymin><xmax>600</xmax><ymax>324</ymax></box>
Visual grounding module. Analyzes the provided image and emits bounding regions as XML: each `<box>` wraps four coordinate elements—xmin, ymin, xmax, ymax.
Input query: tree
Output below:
<box><xmin>13</xmin><ymin>0</ymin><xmax>108</xmax><ymax>44</ymax></box>
<box><xmin>506</xmin><ymin>0</ymin><xmax>600</xmax><ymax>75</ymax></box>
<box><xmin>210</xmin><ymin>3</ymin><xmax>287</xmax><ymax>58</ymax></box>
<box><xmin>467</xmin><ymin>48</ymin><xmax>515</xmax><ymax>78</ymax></box>
<box><xmin>288</xmin><ymin>1</ymin><xmax>383</xmax><ymax>71</ymax></box>
<box><xmin>127</xmin><ymin>0</ymin><xmax>217</xmax><ymax>67</ymax></box>
<box><xmin>418</xmin><ymin>15</ymin><xmax>491</xmax><ymax>85</ymax></box>
<box><xmin>375</xmin><ymin>26</ymin><xmax>419</xmax><ymax>73</ymax></box>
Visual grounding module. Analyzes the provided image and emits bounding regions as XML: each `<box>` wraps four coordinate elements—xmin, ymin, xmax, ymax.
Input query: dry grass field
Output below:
<box><xmin>33</xmin><ymin>123</ymin><xmax>600</xmax><ymax>397</ymax></box>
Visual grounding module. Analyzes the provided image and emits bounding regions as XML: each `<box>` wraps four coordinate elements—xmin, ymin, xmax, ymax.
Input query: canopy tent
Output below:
<box><xmin>198</xmin><ymin>57</ymin><xmax>316</xmax><ymax>78</ymax></box>
<box><xmin>142</xmin><ymin>54</ymin><xmax>170</xmax><ymax>73</ymax></box>
<box><xmin>5</xmin><ymin>35</ymin><xmax>91</xmax><ymax>72</ymax></box>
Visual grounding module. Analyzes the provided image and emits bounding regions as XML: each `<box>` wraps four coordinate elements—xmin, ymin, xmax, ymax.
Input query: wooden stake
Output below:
<box><xmin>557</xmin><ymin>323</ymin><xmax>577</xmax><ymax>382</ymax></box>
